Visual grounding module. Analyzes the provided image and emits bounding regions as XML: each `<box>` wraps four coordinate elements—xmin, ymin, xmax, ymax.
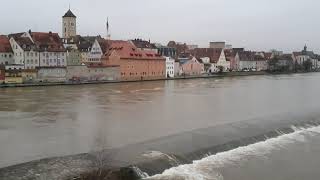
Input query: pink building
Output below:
<box><xmin>180</xmin><ymin>57</ymin><xmax>204</xmax><ymax>76</ymax></box>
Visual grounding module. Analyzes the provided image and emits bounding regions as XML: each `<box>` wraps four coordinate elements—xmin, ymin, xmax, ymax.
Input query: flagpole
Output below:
<box><xmin>106</xmin><ymin>17</ymin><xmax>110</xmax><ymax>40</ymax></box>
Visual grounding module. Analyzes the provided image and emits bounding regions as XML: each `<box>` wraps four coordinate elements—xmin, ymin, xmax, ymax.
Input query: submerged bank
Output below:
<box><xmin>0</xmin><ymin>71</ymin><xmax>282</xmax><ymax>88</ymax></box>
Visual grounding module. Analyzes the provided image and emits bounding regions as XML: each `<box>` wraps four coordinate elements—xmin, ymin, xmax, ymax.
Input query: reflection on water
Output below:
<box><xmin>1</xmin><ymin>73</ymin><xmax>320</xmax><ymax>168</ymax></box>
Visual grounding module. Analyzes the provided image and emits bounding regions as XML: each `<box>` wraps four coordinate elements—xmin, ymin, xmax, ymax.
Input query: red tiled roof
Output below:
<box><xmin>104</xmin><ymin>40</ymin><xmax>165</xmax><ymax>60</ymax></box>
<box><xmin>31</xmin><ymin>32</ymin><xmax>65</xmax><ymax>52</ymax></box>
<box><xmin>224</xmin><ymin>49</ymin><xmax>236</xmax><ymax>61</ymax></box>
<box><xmin>191</xmin><ymin>48</ymin><xmax>223</xmax><ymax>63</ymax></box>
<box><xmin>0</xmin><ymin>35</ymin><xmax>13</xmax><ymax>53</ymax></box>
<box><xmin>238</xmin><ymin>51</ymin><xmax>256</xmax><ymax>61</ymax></box>
<box><xmin>13</xmin><ymin>36</ymin><xmax>35</xmax><ymax>51</ymax></box>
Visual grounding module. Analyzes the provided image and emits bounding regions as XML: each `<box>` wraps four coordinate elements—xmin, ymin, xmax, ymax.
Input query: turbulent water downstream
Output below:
<box><xmin>1</xmin><ymin>73</ymin><xmax>320</xmax><ymax>179</ymax></box>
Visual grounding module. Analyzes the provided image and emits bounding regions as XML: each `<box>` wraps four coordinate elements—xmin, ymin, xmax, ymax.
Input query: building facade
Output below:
<box><xmin>5</xmin><ymin>65</ymin><xmax>23</xmax><ymax>84</ymax></box>
<box><xmin>9</xmin><ymin>31</ymin><xmax>66</xmax><ymax>69</ymax></box>
<box><xmin>103</xmin><ymin>40</ymin><xmax>166</xmax><ymax>81</ymax></box>
<box><xmin>180</xmin><ymin>57</ymin><xmax>204</xmax><ymax>76</ymax></box>
<box><xmin>0</xmin><ymin>65</ymin><xmax>4</xmax><ymax>83</ymax></box>
<box><xmin>0</xmin><ymin>35</ymin><xmax>14</xmax><ymax>65</ymax></box>
<box><xmin>165</xmin><ymin>57</ymin><xmax>175</xmax><ymax>78</ymax></box>
<box><xmin>209</xmin><ymin>42</ymin><xmax>226</xmax><ymax>49</ymax></box>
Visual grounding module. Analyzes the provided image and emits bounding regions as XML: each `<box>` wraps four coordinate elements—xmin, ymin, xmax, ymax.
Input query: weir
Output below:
<box><xmin>1</xmin><ymin>111</ymin><xmax>320</xmax><ymax>180</ymax></box>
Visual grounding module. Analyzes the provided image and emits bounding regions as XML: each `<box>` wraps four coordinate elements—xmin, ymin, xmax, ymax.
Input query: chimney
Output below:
<box><xmin>28</xmin><ymin>29</ymin><xmax>32</xmax><ymax>34</ymax></box>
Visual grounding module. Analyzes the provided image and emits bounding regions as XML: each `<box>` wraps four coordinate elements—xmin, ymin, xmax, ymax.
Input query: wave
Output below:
<box><xmin>132</xmin><ymin>123</ymin><xmax>320</xmax><ymax>180</ymax></box>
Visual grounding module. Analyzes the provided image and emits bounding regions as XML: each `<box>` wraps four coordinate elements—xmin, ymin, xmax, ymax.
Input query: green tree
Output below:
<box><xmin>303</xmin><ymin>59</ymin><xmax>313</xmax><ymax>72</ymax></box>
<box><xmin>268</xmin><ymin>56</ymin><xmax>279</xmax><ymax>71</ymax></box>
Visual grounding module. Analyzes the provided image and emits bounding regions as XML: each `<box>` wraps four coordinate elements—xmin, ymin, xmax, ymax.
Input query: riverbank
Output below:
<box><xmin>0</xmin><ymin>71</ymin><xmax>290</xmax><ymax>88</ymax></box>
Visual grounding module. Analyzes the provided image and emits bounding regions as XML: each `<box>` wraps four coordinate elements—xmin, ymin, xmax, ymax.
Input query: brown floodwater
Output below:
<box><xmin>1</xmin><ymin>73</ymin><xmax>320</xmax><ymax>179</ymax></box>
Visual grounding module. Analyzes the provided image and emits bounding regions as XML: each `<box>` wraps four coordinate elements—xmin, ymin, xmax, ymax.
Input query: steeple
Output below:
<box><xmin>304</xmin><ymin>44</ymin><xmax>307</xmax><ymax>52</ymax></box>
<box><xmin>62</xmin><ymin>8</ymin><xmax>77</xmax><ymax>38</ymax></box>
<box><xmin>63</xmin><ymin>9</ymin><xmax>76</xmax><ymax>18</ymax></box>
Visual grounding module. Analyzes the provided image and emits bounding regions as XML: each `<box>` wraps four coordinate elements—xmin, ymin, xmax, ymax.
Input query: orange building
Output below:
<box><xmin>103</xmin><ymin>40</ymin><xmax>166</xmax><ymax>81</ymax></box>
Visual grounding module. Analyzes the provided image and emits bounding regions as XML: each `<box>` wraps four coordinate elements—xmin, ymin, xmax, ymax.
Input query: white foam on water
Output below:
<box><xmin>146</xmin><ymin>125</ymin><xmax>320</xmax><ymax>180</ymax></box>
<box><xmin>142</xmin><ymin>151</ymin><xmax>180</xmax><ymax>166</ymax></box>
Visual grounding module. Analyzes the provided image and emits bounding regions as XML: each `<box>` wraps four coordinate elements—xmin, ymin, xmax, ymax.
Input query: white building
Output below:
<box><xmin>86</xmin><ymin>38</ymin><xmax>106</xmax><ymax>63</ymax></box>
<box><xmin>165</xmin><ymin>57</ymin><xmax>175</xmax><ymax>78</ymax></box>
<box><xmin>215</xmin><ymin>50</ymin><xmax>230</xmax><ymax>72</ymax></box>
<box><xmin>9</xmin><ymin>32</ymin><xmax>39</xmax><ymax>69</ymax></box>
<box><xmin>0</xmin><ymin>35</ymin><xmax>14</xmax><ymax>65</ymax></box>
<box><xmin>62</xmin><ymin>9</ymin><xmax>77</xmax><ymax>39</ymax></box>
<box><xmin>9</xmin><ymin>31</ymin><xmax>66</xmax><ymax>69</ymax></box>
<box><xmin>293</xmin><ymin>45</ymin><xmax>319</xmax><ymax>69</ymax></box>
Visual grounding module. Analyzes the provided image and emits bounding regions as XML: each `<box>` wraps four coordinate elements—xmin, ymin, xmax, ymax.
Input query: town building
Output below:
<box><xmin>174</xmin><ymin>61</ymin><xmax>180</xmax><ymax>77</ymax></box>
<box><xmin>4</xmin><ymin>65</ymin><xmax>23</xmax><ymax>84</ymax></box>
<box><xmin>187</xmin><ymin>44</ymin><xmax>198</xmax><ymax>50</ymax></box>
<box><xmin>209</xmin><ymin>42</ymin><xmax>226</xmax><ymax>49</ymax></box>
<box><xmin>9</xmin><ymin>31</ymin><xmax>66</xmax><ymax>69</ymax></box>
<box><xmin>63</xmin><ymin>35</ymin><xmax>99</xmax><ymax>64</ymax></box>
<box><xmin>0</xmin><ymin>35</ymin><xmax>14</xmax><ymax>65</ymax></box>
<box><xmin>66</xmin><ymin>47</ymin><xmax>81</xmax><ymax>66</ymax></box>
<box><xmin>292</xmin><ymin>45</ymin><xmax>319</xmax><ymax>69</ymax></box>
<box><xmin>155</xmin><ymin>44</ymin><xmax>176</xmax><ymax>58</ymax></box>
<box><xmin>32</xmin><ymin>32</ymin><xmax>67</xmax><ymax>67</ymax></box>
<box><xmin>103</xmin><ymin>40</ymin><xmax>166</xmax><ymax>81</ymax></box>
<box><xmin>179</xmin><ymin>57</ymin><xmax>204</xmax><ymax>76</ymax></box>
<box><xmin>0</xmin><ymin>65</ymin><xmax>4</xmax><ymax>84</ymax></box>
<box><xmin>237</xmin><ymin>51</ymin><xmax>256</xmax><ymax>71</ymax></box>
<box><xmin>191</xmin><ymin>48</ymin><xmax>230</xmax><ymax>72</ymax></box>
<box><xmin>131</xmin><ymin>39</ymin><xmax>158</xmax><ymax>53</ymax></box>
<box><xmin>165</xmin><ymin>57</ymin><xmax>175</xmax><ymax>78</ymax></box>
<box><xmin>9</xmin><ymin>32</ymin><xmax>38</xmax><ymax>67</ymax></box>
<box><xmin>86</xmin><ymin>38</ymin><xmax>109</xmax><ymax>63</ymax></box>
<box><xmin>167</xmin><ymin>41</ymin><xmax>190</xmax><ymax>59</ymax></box>
<box><xmin>62</xmin><ymin>9</ymin><xmax>77</xmax><ymax>39</ymax></box>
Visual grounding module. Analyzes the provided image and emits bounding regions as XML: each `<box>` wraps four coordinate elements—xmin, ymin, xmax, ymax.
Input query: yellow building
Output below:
<box><xmin>5</xmin><ymin>69</ymin><xmax>23</xmax><ymax>84</ymax></box>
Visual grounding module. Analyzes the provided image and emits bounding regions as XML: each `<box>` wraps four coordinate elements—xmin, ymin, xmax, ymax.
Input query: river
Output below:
<box><xmin>1</xmin><ymin>73</ymin><xmax>320</xmax><ymax>179</ymax></box>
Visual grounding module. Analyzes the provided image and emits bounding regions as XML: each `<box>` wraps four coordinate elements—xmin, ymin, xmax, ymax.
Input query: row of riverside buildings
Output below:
<box><xmin>0</xmin><ymin>9</ymin><xmax>320</xmax><ymax>84</ymax></box>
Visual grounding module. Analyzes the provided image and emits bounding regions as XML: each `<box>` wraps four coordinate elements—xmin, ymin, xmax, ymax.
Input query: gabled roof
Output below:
<box><xmin>97</xmin><ymin>38</ymin><xmax>111</xmax><ymax>54</ymax></box>
<box><xmin>13</xmin><ymin>36</ymin><xmax>36</xmax><ymax>51</ymax></box>
<box><xmin>31</xmin><ymin>32</ymin><xmax>65</xmax><ymax>52</ymax></box>
<box><xmin>224</xmin><ymin>49</ymin><xmax>236</xmax><ymax>61</ymax></box>
<box><xmin>104</xmin><ymin>40</ymin><xmax>164</xmax><ymax>60</ymax></box>
<box><xmin>0</xmin><ymin>35</ymin><xmax>13</xmax><ymax>53</ymax></box>
<box><xmin>63</xmin><ymin>9</ymin><xmax>76</xmax><ymax>18</ymax></box>
<box><xmin>192</xmin><ymin>48</ymin><xmax>223</xmax><ymax>63</ymax></box>
<box><xmin>238</xmin><ymin>51</ymin><xmax>256</xmax><ymax>61</ymax></box>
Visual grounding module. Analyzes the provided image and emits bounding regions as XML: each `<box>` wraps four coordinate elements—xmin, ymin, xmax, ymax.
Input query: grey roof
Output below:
<box><xmin>63</xmin><ymin>9</ymin><xmax>76</xmax><ymax>18</ymax></box>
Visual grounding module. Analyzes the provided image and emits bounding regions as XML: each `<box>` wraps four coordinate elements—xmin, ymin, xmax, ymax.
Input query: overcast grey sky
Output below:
<box><xmin>1</xmin><ymin>0</ymin><xmax>319</xmax><ymax>53</ymax></box>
